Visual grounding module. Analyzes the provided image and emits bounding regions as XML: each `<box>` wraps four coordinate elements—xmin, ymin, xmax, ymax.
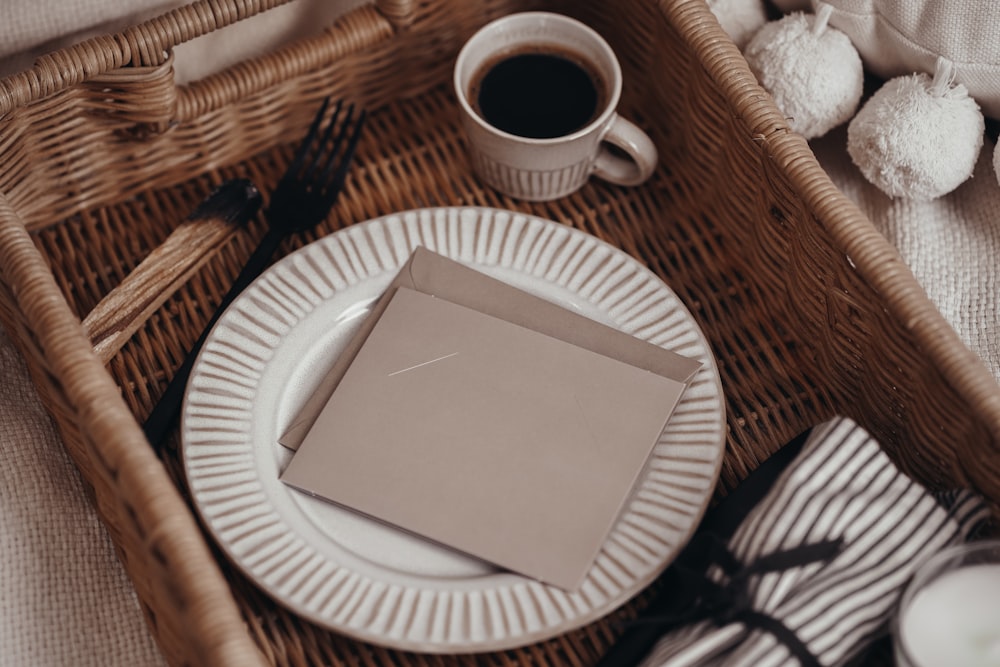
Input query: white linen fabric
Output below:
<box><xmin>0</xmin><ymin>0</ymin><xmax>184</xmax><ymax>78</ymax></box>
<box><xmin>640</xmin><ymin>417</ymin><xmax>990</xmax><ymax>667</ymax></box>
<box><xmin>820</xmin><ymin>0</ymin><xmax>1000</xmax><ymax>119</ymax></box>
<box><xmin>0</xmin><ymin>327</ymin><xmax>166</xmax><ymax>667</ymax></box>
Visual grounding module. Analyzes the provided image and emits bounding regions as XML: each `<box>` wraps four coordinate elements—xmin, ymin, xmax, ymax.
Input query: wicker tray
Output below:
<box><xmin>1</xmin><ymin>0</ymin><xmax>998</xmax><ymax>665</ymax></box>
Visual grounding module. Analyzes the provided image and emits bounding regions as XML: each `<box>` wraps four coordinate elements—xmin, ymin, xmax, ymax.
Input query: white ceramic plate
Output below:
<box><xmin>181</xmin><ymin>207</ymin><xmax>726</xmax><ymax>653</ymax></box>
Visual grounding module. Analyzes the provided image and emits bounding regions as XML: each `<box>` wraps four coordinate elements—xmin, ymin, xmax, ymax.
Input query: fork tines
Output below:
<box><xmin>286</xmin><ymin>97</ymin><xmax>367</xmax><ymax>206</ymax></box>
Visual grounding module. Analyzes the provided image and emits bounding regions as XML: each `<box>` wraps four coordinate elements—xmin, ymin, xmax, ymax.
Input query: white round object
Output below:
<box><xmin>899</xmin><ymin>565</ymin><xmax>1000</xmax><ymax>667</ymax></box>
<box><xmin>744</xmin><ymin>10</ymin><xmax>864</xmax><ymax>139</ymax></box>
<box><xmin>848</xmin><ymin>71</ymin><xmax>985</xmax><ymax>200</ymax></box>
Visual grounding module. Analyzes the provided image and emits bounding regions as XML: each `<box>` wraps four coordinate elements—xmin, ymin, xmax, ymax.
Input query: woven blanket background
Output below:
<box><xmin>1</xmin><ymin>1</ymin><xmax>998</xmax><ymax>665</ymax></box>
<box><xmin>0</xmin><ymin>332</ymin><xmax>166</xmax><ymax>667</ymax></box>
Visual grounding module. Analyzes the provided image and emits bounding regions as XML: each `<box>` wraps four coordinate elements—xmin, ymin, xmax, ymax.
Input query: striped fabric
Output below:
<box><xmin>640</xmin><ymin>417</ymin><xmax>989</xmax><ymax>667</ymax></box>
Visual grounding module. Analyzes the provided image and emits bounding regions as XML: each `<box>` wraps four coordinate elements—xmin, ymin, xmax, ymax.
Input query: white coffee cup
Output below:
<box><xmin>454</xmin><ymin>12</ymin><xmax>658</xmax><ymax>201</ymax></box>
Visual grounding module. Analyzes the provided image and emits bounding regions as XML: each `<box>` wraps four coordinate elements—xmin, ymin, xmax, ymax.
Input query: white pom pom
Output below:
<box><xmin>744</xmin><ymin>6</ymin><xmax>863</xmax><ymax>139</ymax></box>
<box><xmin>848</xmin><ymin>58</ymin><xmax>985</xmax><ymax>200</ymax></box>
<box><xmin>707</xmin><ymin>0</ymin><xmax>767</xmax><ymax>48</ymax></box>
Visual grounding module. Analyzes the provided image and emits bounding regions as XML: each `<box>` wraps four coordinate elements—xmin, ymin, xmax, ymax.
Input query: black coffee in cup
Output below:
<box><xmin>469</xmin><ymin>47</ymin><xmax>606</xmax><ymax>139</ymax></box>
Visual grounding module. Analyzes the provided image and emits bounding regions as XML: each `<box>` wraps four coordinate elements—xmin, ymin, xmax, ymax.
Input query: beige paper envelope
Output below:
<box><xmin>280</xmin><ymin>286</ymin><xmax>689</xmax><ymax>590</ymax></box>
<box><xmin>279</xmin><ymin>246</ymin><xmax>701</xmax><ymax>448</ymax></box>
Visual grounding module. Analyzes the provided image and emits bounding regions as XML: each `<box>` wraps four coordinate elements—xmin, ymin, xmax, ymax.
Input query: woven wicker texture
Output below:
<box><xmin>0</xmin><ymin>0</ymin><xmax>998</xmax><ymax>665</ymax></box>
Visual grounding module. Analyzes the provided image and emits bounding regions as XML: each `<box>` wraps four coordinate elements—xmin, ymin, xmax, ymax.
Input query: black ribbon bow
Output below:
<box><xmin>628</xmin><ymin>533</ymin><xmax>844</xmax><ymax>667</ymax></box>
<box><xmin>597</xmin><ymin>430</ymin><xmax>831</xmax><ymax>667</ymax></box>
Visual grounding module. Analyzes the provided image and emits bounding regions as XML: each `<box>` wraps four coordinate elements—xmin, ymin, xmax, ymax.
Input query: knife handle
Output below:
<box><xmin>82</xmin><ymin>179</ymin><xmax>262</xmax><ymax>364</ymax></box>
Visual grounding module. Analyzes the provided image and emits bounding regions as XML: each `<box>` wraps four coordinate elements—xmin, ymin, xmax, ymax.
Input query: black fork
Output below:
<box><xmin>143</xmin><ymin>97</ymin><xmax>366</xmax><ymax>451</ymax></box>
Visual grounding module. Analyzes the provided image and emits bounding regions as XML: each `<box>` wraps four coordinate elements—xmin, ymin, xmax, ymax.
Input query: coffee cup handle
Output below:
<box><xmin>593</xmin><ymin>115</ymin><xmax>658</xmax><ymax>186</ymax></box>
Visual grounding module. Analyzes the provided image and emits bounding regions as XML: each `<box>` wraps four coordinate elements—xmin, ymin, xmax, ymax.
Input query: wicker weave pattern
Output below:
<box><xmin>0</xmin><ymin>0</ymin><xmax>997</xmax><ymax>665</ymax></box>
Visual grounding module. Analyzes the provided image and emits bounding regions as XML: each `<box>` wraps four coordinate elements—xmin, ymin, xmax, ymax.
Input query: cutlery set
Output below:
<box><xmin>82</xmin><ymin>97</ymin><xmax>366</xmax><ymax>452</ymax></box>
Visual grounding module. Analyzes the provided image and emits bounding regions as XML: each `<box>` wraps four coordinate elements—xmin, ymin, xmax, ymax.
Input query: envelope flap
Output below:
<box><xmin>280</xmin><ymin>247</ymin><xmax>702</xmax><ymax>450</ymax></box>
<box><xmin>407</xmin><ymin>247</ymin><xmax>703</xmax><ymax>383</ymax></box>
